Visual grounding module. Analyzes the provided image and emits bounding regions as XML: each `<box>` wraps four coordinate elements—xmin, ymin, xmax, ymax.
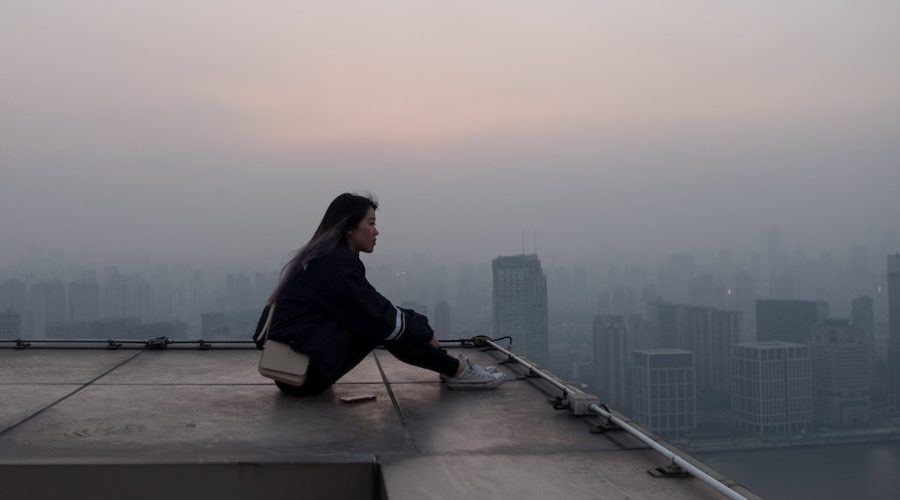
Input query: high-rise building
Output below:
<box><xmin>0</xmin><ymin>310</ymin><xmax>21</xmax><ymax>339</ymax></box>
<box><xmin>0</xmin><ymin>279</ymin><xmax>28</xmax><ymax>336</ymax></box>
<box><xmin>592</xmin><ymin>314</ymin><xmax>628</xmax><ymax>410</ymax></box>
<box><xmin>201</xmin><ymin>312</ymin><xmax>230</xmax><ymax>338</ymax></box>
<box><xmin>492</xmin><ymin>254</ymin><xmax>548</xmax><ymax>366</ymax></box>
<box><xmin>756</xmin><ymin>299</ymin><xmax>821</xmax><ymax>344</ymax></box>
<box><xmin>650</xmin><ymin>301</ymin><xmax>739</xmax><ymax>396</ymax></box>
<box><xmin>91</xmin><ymin>317</ymin><xmax>141</xmax><ymax>339</ymax></box>
<box><xmin>631</xmin><ymin>349</ymin><xmax>695</xmax><ymax>438</ymax></box>
<box><xmin>104</xmin><ymin>275</ymin><xmax>152</xmax><ymax>321</ymax></box>
<box><xmin>732</xmin><ymin>341</ymin><xmax>812</xmax><ymax>435</ymax></box>
<box><xmin>46</xmin><ymin>321</ymin><xmax>93</xmax><ymax>339</ymax></box>
<box><xmin>851</xmin><ymin>295</ymin><xmax>875</xmax><ymax>365</ymax></box>
<box><xmin>888</xmin><ymin>254</ymin><xmax>900</xmax><ymax>409</ymax></box>
<box><xmin>32</xmin><ymin>280</ymin><xmax>66</xmax><ymax>338</ymax></box>
<box><xmin>0</xmin><ymin>278</ymin><xmax>27</xmax><ymax>314</ymax></box>
<box><xmin>432</xmin><ymin>301</ymin><xmax>451</xmax><ymax>339</ymax></box>
<box><xmin>810</xmin><ymin>319</ymin><xmax>871</xmax><ymax>428</ymax></box>
<box><xmin>134</xmin><ymin>321</ymin><xmax>189</xmax><ymax>340</ymax></box>
<box><xmin>734</xmin><ymin>271</ymin><xmax>756</xmax><ymax>341</ymax></box>
<box><xmin>226</xmin><ymin>273</ymin><xmax>253</xmax><ymax>312</ymax></box>
<box><xmin>68</xmin><ymin>278</ymin><xmax>100</xmax><ymax>322</ymax></box>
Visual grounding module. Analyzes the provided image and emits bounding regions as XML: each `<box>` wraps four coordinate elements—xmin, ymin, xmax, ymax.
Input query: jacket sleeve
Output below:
<box><xmin>322</xmin><ymin>260</ymin><xmax>433</xmax><ymax>346</ymax></box>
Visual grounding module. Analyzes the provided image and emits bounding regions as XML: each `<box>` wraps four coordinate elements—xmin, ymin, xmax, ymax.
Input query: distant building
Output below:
<box><xmin>888</xmin><ymin>254</ymin><xmax>900</xmax><ymax>409</ymax></box>
<box><xmin>592</xmin><ymin>314</ymin><xmax>628</xmax><ymax>410</ymax></box>
<box><xmin>46</xmin><ymin>321</ymin><xmax>93</xmax><ymax>339</ymax></box>
<box><xmin>32</xmin><ymin>280</ymin><xmax>66</xmax><ymax>338</ymax></box>
<box><xmin>631</xmin><ymin>349</ymin><xmax>695</xmax><ymax>438</ymax></box>
<box><xmin>201</xmin><ymin>312</ymin><xmax>231</xmax><ymax>338</ymax></box>
<box><xmin>851</xmin><ymin>295</ymin><xmax>875</xmax><ymax>368</ymax></box>
<box><xmin>226</xmin><ymin>273</ymin><xmax>253</xmax><ymax>312</ymax></box>
<box><xmin>0</xmin><ymin>279</ymin><xmax>27</xmax><ymax>315</ymax></box>
<box><xmin>733</xmin><ymin>271</ymin><xmax>756</xmax><ymax>341</ymax></box>
<box><xmin>756</xmin><ymin>299</ymin><xmax>821</xmax><ymax>344</ymax></box>
<box><xmin>688</xmin><ymin>273</ymin><xmax>725</xmax><ymax>308</ymax></box>
<box><xmin>68</xmin><ymin>278</ymin><xmax>100</xmax><ymax>322</ymax></box>
<box><xmin>810</xmin><ymin>319</ymin><xmax>871</xmax><ymax>428</ymax></box>
<box><xmin>133</xmin><ymin>321</ymin><xmax>188</xmax><ymax>340</ymax></box>
<box><xmin>732</xmin><ymin>342</ymin><xmax>812</xmax><ymax>435</ymax></box>
<box><xmin>432</xmin><ymin>301</ymin><xmax>451</xmax><ymax>339</ymax></box>
<box><xmin>492</xmin><ymin>254</ymin><xmax>548</xmax><ymax>366</ymax></box>
<box><xmin>649</xmin><ymin>301</ymin><xmax>739</xmax><ymax>396</ymax></box>
<box><xmin>103</xmin><ymin>276</ymin><xmax>151</xmax><ymax>321</ymax></box>
<box><xmin>91</xmin><ymin>317</ymin><xmax>142</xmax><ymax>339</ymax></box>
<box><xmin>0</xmin><ymin>310</ymin><xmax>21</xmax><ymax>339</ymax></box>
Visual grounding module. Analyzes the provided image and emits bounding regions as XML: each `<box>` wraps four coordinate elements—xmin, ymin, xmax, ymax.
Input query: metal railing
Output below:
<box><xmin>475</xmin><ymin>336</ymin><xmax>750</xmax><ymax>500</ymax></box>
<box><xmin>0</xmin><ymin>337</ymin><xmax>256</xmax><ymax>350</ymax></box>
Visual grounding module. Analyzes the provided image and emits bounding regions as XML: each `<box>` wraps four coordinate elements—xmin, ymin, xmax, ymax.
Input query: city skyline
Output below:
<box><xmin>4</xmin><ymin>2</ymin><xmax>900</xmax><ymax>498</ymax></box>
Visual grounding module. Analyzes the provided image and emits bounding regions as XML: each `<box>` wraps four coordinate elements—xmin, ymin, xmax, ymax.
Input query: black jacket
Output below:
<box><xmin>253</xmin><ymin>243</ymin><xmax>433</xmax><ymax>351</ymax></box>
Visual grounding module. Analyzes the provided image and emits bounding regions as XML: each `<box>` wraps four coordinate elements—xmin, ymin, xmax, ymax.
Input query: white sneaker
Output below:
<box><xmin>439</xmin><ymin>354</ymin><xmax>500</xmax><ymax>381</ymax></box>
<box><xmin>444</xmin><ymin>355</ymin><xmax>505</xmax><ymax>390</ymax></box>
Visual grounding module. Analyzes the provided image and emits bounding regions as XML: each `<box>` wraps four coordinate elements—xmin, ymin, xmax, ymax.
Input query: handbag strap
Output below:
<box><xmin>260</xmin><ymin>303</ymin><xmax>277</xmax><ymax>343</ymax></box>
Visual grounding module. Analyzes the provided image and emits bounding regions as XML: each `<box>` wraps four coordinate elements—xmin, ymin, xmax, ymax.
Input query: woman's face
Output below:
<box><xmin>346</xmin><ymin>207</ymin><xmax>378</xmax><ymax>253</ymax></box>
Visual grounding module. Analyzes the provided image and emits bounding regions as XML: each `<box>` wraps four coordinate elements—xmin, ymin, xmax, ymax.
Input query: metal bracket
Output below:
<box><xmin>198</xmin><ymin>340</ymin><xmax>212</xmax><ymax>350</ymax></box>
<box><xmin>15</xmin><ymin>339</ymin><xmax>31</xmax><ymax>349</ymax></box>
<box><xmin>550</xmin><ymin>396</ymin><xmax>569</xmax><ymax>410</ymax></box>
<box><xmin>106</xmin><ymin>339</ymin><xmax>122</xmax><ymax>350</ymax></box>
<box><xmin>648</xmin><ymin>461</ymin><xmax>691</xmax><ymax>478</ymax></box>
<box><xmin>589</xmin><ymin>420</ymin><xmax>624</xmax><ymax>433</ymax></box>
<box><xmin>590</xmin><ymin>403</ymin><xmax>621</xmax><ymax>432</ymax></box>
<box><xmin>145</xmin><ymin>337</ymin><xmax>170</xmax><ymax>350</ymax></box>
<box><xmin>566</xmin><ymin>389</ymin><xmax>599</xmax><ymax>416</ymax></box>
<box><xmin>471</xmin><ymin>335</ymin><xmax>491</xmax><ymax>347</ymax></box>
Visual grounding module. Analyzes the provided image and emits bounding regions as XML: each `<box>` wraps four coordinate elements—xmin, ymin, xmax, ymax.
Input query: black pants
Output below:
<box><xmin>275</xmin><ymin>333</ymin><xmax>459</xmax><ymax>396</ymax></box>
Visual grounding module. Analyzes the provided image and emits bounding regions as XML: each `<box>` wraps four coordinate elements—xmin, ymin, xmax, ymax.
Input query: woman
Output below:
<box><xmin>255</xmin><ymin>192</ymin><xmax>504</xmax><ymax>395</ymax></box>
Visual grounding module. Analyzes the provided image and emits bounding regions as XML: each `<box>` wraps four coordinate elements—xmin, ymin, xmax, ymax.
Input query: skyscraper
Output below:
<box><xmin>0</xmin><ymin>278</ymin><xmax>27</xmax><ymax>314</ymax></box>
<box><xmin>851</xmin><ymin>295</ymin><xmax>875</xmax><ymax>365</ymax></box>
<box><xmin>810</xmin><ymin>319</ymin><xmax>871</xmax><ymax>427</ymax></box>
<box><xmin>0</xmin><ymin>310</ymin><xmax>21</xmax><ymax>339</ymax></box>
<box><xmin>492</xmin><ymin>254</ymin><xmax>548</xmax><ymax>366</ymax></box>
<box><xmin>0</xmin><ymin>279</ymin><xmax>28</xmax><ymax>336</ymax></box>
<box><xmin>226</xmin><ymin>273</ymin><xmax>253</xmax><ymax>313</ymax></box>
<box><xmin>732</xmin><ymin>341</ymin><xmax>812</xmax><ymax>435</ymax></box>
<box><xmin>888</xmin><ymin>254</ymin><xmax>900</xmax><ymax>409</ymax></box>
<box><xmin>68</xmin><ymin>278</ymin><xmax>100</xmax><ymax>323</ymax></box>
<box><xmin>632</xmin><ymin>349</ymin><xmax>695</xmax><ymax>438</ymax></box>
<box><xmin>32</xmin><ymin>280</ymin><xmax>66</xmax><ymax>338</ymax></box>
<box><xmin>592</xmin><ymin>314</ymin><xmax>628</xmax><ymax>410</ymax></box>
<box><xmin>756</xmin><ymin>299</ymin><xmax>821</xmax><ymax>344</ymax></box>
<box><xmin>650</xmin><ymin>301</ymin><xmax>740</xmax><ymax>395</ymax></box>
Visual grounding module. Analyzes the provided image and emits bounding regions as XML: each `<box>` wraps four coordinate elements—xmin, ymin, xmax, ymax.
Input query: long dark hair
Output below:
<box><xmin>268</xmin><ymin>192</ymin><xmax>378</xmax><ymax>304</ymax></box>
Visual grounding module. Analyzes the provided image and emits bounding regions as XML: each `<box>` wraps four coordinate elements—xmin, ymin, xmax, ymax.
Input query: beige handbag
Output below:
<box><xmin>257</xmin><ymin>304</ymin><xmax>309</xmax><ymax>386</ymax></box>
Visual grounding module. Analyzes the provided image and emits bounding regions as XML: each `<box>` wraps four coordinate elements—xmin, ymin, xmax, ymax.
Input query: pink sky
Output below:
<box><xmin>2</xmin><ymin>1</ymin><xmax>899</xmax><ymax>264</ymax></box>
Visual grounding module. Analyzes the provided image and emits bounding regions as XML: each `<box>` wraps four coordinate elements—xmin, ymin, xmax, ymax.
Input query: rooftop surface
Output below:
<box><xmin>0</xmin><ymin>343</ymin><xmax>757</xmax><ymax>499</ymax></box>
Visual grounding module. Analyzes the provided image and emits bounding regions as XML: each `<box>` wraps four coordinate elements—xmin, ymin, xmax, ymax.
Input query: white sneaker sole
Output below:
<box><xmin>444</xmin><ymin>373</ymin><xmax>505</xmax><ymax>390</ymax></box>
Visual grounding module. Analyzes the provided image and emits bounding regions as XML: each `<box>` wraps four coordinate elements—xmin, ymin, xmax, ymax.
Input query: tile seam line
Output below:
<box><xmin>0</xmin><ymin>350</ymin><xmax>146</xmax><ymax>440</ymax></box>
<box><xmin>373</xmin><ymin>351</ymin><xmax>419</xmax><ymax>455</ymax></box>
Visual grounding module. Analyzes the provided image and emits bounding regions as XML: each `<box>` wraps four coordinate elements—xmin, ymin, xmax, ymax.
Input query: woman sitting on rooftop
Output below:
<box><xmin>255</xmin><ymin>192</ymin><xmax>504</xmax><ymax>395</ymax></box>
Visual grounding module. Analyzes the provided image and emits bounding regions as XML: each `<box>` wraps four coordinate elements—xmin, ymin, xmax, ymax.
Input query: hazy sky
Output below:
<box><xmin>3</xmin><ymin>1</ymin><xmax>899</xmax><ymax>267</ymax></box>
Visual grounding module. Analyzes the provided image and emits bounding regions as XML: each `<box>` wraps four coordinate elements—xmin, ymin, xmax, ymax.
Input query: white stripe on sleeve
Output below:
<box><xmin>384</xmin><ymin>307</ymin><xmax>405</xmax><ymax>341</ymax></box>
